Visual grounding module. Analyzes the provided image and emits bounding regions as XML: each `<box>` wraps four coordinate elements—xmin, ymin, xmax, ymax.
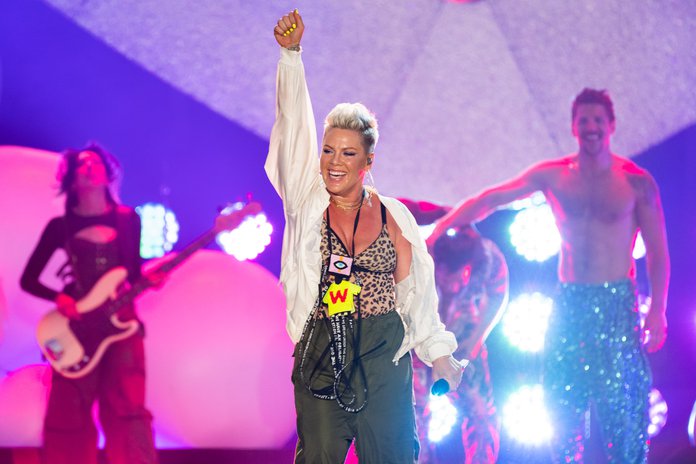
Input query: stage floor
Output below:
<box><xmin>3</xmin><ymin>444</ymin><xmax>696</xmax><ymax>464</ymax></box>
<box><xmin>0</xmin><ymin>448</ymin><xmax>297</xmax><ymax>464</ymax></box>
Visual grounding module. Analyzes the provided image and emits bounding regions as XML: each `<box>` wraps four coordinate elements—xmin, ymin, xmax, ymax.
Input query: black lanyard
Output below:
<box><xmin>301</xmin><ymin>192</ymin><xmax>369</xmax><ymax>412</ymax></box>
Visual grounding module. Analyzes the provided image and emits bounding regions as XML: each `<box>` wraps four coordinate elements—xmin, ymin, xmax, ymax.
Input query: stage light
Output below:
<box><xmin>136</xmin><ymin>202</ymin><xmax>179</xmax><ymax>259</ymax></box>
<box><xmin>509</xmin><ymin>201</ymin><xmax>561</xmax><ymax>262</ymax></box>
<box><xmin>502</xmin><ymin>384</ymin><xmax>553</xmax><ymax>445</ymax></box>
<box><xmin>633</xmin><ymin>231</ymin><xmax>646</xmax><ymax>259</ymax></box>
<box><xmin>688</xmin><ymin>399</ymin><xmax>696</xmax><ymax>446</ymax></box>
<box><xmin>508</xmin><ymin>191</ymin><xmax>548</xmax><ymax>211</ymax></box>
<box><xmin>216</xmin><ymin>202</ymin><xmax>273</xmax><ymax>261</ymax></box>
<box><xmin>637</xmin><ymin>294</ymin><xmax>653</xmax><ymax>346</ymax></box>
<box><xmin>502</xmin><ymin>292</ymin><xmax>554</xmax><ymax>353</ymax></box>
<box><xmin>427</xmin><ymin>393</ymin><xmax>458</xmax><ymax>443</ymax></box>
<box><xmin>648</xmin><ymin>388</ymin><xmax>668</xmax><ymax>437</ymax></box>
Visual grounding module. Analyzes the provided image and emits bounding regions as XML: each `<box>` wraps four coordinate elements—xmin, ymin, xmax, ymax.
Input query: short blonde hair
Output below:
<box><xmin>324</xmin><ymin>103</ymin><xmax>379</xmax><ymax>153</ymax></box>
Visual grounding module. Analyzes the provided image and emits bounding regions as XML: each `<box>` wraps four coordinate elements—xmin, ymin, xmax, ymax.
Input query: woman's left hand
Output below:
<box><xmin>431</xmin><ymin>355</ymin><xmax>464</xmax><ymax>391</ymax></box>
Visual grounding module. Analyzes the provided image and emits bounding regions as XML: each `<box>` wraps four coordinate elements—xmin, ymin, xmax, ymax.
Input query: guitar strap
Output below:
<box><xmin>115</xmin><ymin>206</ymin><xmax>147</xmax><ymax>335</ymax></box>
<box><xmin>115</xmin><ymin>205</ymin><xmax>138</xmax><ymax>282</ymax></box>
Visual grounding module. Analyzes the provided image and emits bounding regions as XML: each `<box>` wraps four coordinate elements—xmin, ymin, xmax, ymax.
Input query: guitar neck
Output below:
<box><xmin>110</xmin><ymin>227</ymin><xmax>220</xmax><ymax>313</ymax></box>
<box><xmin>102</xmin><ymin>202</ymin><xmax>259</xmax><ymax>317</ymax></box>
<box><xmin>157</xmin><ymin>228</ymin><xmax>219</xmax><ymax>273</ymax></box>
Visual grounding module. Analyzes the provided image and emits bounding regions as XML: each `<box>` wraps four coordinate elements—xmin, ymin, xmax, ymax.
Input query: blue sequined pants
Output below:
<box><xmin>543</xmin><ymin>280</ymin><xmax>651</xmax><ymax>463</ymax></box>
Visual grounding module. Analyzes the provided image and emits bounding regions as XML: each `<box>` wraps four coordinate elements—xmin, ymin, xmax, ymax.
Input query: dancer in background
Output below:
<box><xmin>428</xmin><ymin>89</ymin><xmax>669</xmax><ymax>463</ymax></box>
<box><xmin>405</xmin><ymin>200</ymin><xmax>507</xmax><ymax>464</ymax></box>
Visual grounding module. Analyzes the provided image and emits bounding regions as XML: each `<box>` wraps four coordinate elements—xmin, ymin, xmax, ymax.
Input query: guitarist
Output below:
<box><xmin>20</xmin><ymin>143</ymin><xmax>160</xmax><ymax>464</ymax></box>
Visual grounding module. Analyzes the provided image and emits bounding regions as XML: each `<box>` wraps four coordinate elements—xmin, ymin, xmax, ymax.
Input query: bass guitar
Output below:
<box><xmin>36</xmin><ymin>202</ymin><xmax>261</xmax><ymax>378</ymax></box>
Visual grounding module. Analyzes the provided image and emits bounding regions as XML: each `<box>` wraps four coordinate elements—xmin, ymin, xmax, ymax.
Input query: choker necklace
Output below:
<box><xmin>330</xmin><ymin>196</ymin><xmax>362</xmax><ymax>211</ymax></box>
<box><xmin>330</xmin><ymin>191</ymin><xmax>364</xmax><ymax>211</ymax></box>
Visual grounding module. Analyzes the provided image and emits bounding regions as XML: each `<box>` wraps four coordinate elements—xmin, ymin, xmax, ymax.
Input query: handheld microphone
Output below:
<box><xmin>430</xmin><ymin>359</ymin><xmax>470</xmax><ymax>396</ymax></box>
<box><xmin>430</xmin><ymin>378</ymin><xmax>450</xmax><ymax>396</ymax></box>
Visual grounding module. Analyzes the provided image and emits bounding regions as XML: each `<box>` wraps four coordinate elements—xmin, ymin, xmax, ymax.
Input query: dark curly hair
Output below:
<box><xmin>57</xmin><ymin>142</ymin><xmax>122</xmax><ymax>210</ymax></box>
<box><xmin>432</xmin><ymin>225</ymin><xmax>489</xmax><ymax>277</ymax></box>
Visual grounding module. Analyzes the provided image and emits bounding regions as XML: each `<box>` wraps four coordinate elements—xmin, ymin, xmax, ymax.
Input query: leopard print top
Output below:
<box><xmin>318</xmin><ymin>205</ymin><xmax>397</xmax><ymax>318</ymax></box>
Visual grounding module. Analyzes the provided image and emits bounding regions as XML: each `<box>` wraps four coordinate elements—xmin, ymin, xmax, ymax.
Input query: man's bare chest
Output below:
<box><xmin>547</xmin><ymin>173</ymin><xmax>636</xmax><ymax>223</ymax></box>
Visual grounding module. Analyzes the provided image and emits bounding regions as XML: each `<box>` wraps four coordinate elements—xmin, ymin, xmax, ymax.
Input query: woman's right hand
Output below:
<box><xmin>274</xmin><ymin>9</ymin><xmax>304</xmax><ymax>48</ymax></box>
<box><xmin>431</xmin><ymin>355</ymin><xmax>465</xmax><ymax>392</ymax></box>
<box><xmin>55</xmin><ymin>293</ymin><xmax>80</xmax><ymax>320</ymax></box>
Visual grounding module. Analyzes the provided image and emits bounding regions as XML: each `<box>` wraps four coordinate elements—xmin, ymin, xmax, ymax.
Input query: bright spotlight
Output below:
<box><xmin>502</xmin><ymin>292</ymin><xmax>554</xmax><ymax>353</ymax></box>
<box><xmin>427</xmin><ymin>394</ymin><xmax>458</xmax><ymax>443</ymax></box>
<box><xmin>637</xmin><ymin>294</ymin><xmax>652</xmax><ymax>346</ymax></box>
<box><xmin>136</xmin><ymin>202</ymin><xmax>180</xmax><ymax>259</ymax></box>
<box><xmin>648</xmin><ymin>388</ymin><xmax>668</xmax><ymax>437</ymax></box>
<box><xmin>502</xmin><ymin>384</ymin><xmax>553</xmax><ymax>445</ymax></box>
<box><xmin>633</xmin><ymin>231</ymin><xmax>646</xmax><ymax>260</ymax></box>
<box><xmin>689</xmin><ymin>399</ymin><xmax>696</xmax><ymax>446</ymax></box>
<box><xmin>509</xmin><ymin>202</ymin><xmax>561</xmax><ymax>262</ymax></box>
<box><xmin>216</xmin><ymin>202</ymin><xmax>272</xmax><ymax>261</ymax></box>
<box><xmin>508</xmin><ymin>191</ymin><xmax>548</xmax><ymax>211</ymax></box>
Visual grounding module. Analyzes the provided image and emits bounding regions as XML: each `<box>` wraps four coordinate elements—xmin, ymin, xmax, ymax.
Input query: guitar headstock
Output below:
<box><xmin>215</xmin><ymin>201</ymin><xmax>263</xmax><ymax>233</ymax></box>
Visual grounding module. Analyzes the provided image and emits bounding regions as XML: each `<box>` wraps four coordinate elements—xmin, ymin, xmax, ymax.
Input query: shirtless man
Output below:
<box><xmin>427</xmin><ymin>88</ymin><xmax>669</xmax><ymax>463</ymax></box>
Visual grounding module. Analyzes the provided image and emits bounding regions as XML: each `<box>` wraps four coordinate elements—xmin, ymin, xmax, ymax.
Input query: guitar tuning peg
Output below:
<box><xmin>218</xmin><ymin>201</ymin><xmax>246</xmax><ymax>216</ymax></box>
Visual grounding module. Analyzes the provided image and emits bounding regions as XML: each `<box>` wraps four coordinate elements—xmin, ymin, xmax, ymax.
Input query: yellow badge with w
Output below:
<box><xmin>323</xmin><ymin>280</ymin><xmax>362</xmax><ymax>317</ymax></box>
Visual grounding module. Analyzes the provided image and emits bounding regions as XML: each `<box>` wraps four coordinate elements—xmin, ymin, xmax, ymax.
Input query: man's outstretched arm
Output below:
<box><xmin>427</xmin><ymin>163</ymin><xmax>548</xmax><ymax>249</ymax></box>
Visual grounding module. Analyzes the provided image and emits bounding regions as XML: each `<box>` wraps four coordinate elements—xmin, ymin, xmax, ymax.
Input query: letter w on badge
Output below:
<box><xmin>323</xmin><ymin>280</ymin><xmax>361</xmax><ymax>317</ymax></box>
<box><xmin>329</xmin><ymin>288</ymin><xmax>348</xmax><ymax>304</ymax></box>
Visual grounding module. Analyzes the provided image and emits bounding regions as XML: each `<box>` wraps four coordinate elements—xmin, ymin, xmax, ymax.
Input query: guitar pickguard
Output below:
<box><xmin>36</xmin><ymin>267</ymin><xmax>140</xmax><ymax>378</ymax></box>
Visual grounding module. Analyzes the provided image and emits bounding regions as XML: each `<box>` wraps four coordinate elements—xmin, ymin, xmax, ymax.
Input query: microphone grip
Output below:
<box><xmin>429</xmin><ymin>358</ymin><xmax>470</xmax><ymax>396</ymax></box>
<box><xmin>430</xmin><ymin>378</ymin><xmax>450</xmax><ymax>396</ymax></box>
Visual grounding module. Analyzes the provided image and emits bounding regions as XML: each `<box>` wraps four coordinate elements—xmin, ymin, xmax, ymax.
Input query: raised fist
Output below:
<box><xmin>274</xmin><ymin>9</ymin><xmax>304</xmax><ymax>49</ymax></box>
